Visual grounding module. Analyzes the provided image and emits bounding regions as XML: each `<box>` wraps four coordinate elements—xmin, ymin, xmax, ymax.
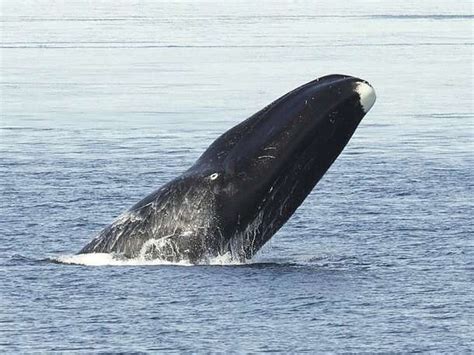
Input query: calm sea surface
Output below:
<box><xmin>1</xmin><ymin>0</ymin><xmax>473</xmax><ymax>352</ymax></box>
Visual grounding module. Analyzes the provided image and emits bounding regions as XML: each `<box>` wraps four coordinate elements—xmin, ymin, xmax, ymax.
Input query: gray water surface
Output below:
<box><xmin>1</xmin><ymin>0</ymin><xmax>473</xmax><ymax>352</ymax></box>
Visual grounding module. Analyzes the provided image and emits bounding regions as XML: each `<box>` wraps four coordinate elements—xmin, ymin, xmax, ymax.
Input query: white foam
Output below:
<box><xmin>355</xmin><ymin>82</ymin><xmax>376</xmax><ymax>113</ymax></box>
<box><xmin>54</xmin><ymin>252</ymin><xmax>248</xmax><ymax>266</ymax></box>
<box><xmin>56</xmin><ymin>253</ymin><xmax>192</xmax><ymax>266</ymax></box>
<box><xmin>207</xmin><ymin>252</ymin><xmax>245</xmax><ymax>265</ymax></box>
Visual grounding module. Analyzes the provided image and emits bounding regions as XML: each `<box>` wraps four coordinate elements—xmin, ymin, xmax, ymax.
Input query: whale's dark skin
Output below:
<box><xmin>79</xmin><ymin>74</ymin><xmax>376</xmax><ymax>263</ymax></box>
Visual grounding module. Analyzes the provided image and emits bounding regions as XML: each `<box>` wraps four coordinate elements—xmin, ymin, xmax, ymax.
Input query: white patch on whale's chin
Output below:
<box><xmin>355</xmin><ymin>82</ymin><xmax>376</xmax><ymax>113</ymax></box>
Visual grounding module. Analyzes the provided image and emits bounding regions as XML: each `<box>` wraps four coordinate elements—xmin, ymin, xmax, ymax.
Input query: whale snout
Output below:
<box><xmin>354</xmin><ymin>81</ymin><xmax>376</xmax><ymax>113</ymax></box>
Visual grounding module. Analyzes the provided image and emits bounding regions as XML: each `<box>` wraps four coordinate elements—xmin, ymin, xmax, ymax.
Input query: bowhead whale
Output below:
<box><xmin>79</xmin><ymin>74</ymin><xmax>376</xmax><ymax>263</ymax></box>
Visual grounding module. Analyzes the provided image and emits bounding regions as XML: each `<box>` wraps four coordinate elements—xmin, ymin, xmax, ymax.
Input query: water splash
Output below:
<box><xmin>53</xmin><ymin>251</ymin><xmax>246</xmax><ymax>266</ymax></box>
<box><xmin>55</xmin><ymin>253</ymin><xmax>191</xmax><ymax>266</ymax></box>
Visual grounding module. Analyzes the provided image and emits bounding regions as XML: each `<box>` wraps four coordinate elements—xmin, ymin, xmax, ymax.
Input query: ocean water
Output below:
<box><xmin>1</xmin><ymin>0</ymin><xmax>473</xmax><ymax>352</ymax></box>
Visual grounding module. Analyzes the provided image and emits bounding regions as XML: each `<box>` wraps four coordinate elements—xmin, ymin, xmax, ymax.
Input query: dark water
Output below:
<box><xmin>1</xmin><ymin>1</ymin><xmax>473</xmax><ymax>352</ymax></box>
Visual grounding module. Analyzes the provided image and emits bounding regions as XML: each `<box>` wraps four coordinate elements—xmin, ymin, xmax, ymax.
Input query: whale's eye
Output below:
<box><xmin>209</xmin><ymin>173</ymin><xmax>219</xmax><ymax>181</ymax></box>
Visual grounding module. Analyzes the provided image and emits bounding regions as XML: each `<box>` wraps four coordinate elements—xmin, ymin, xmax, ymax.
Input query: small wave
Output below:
<box><xmin>6</xmin><ymin>254</ymin><xmax>46</xmax><ymax>266</ymax></box>
<box><xmin>368</xmin><ymin>14</ymin><xmax>473</xmax><ymax>20</ymax></box>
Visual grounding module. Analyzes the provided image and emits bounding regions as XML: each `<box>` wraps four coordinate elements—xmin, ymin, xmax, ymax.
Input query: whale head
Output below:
<box><xmin>79</xmin><ymin>74</ymin><xmax>376</xmax><ymax>263</ymax></box>
<box><xmin>189</xmin><ymin>74</ymin><xmax>376</xmax><ymax>259</ymax></box>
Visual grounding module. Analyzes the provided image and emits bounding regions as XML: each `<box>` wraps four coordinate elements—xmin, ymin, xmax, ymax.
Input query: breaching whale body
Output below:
<box><xmin>79</xmin><ymin>74</ymin><xmax>376</xmax><ymax>263</ymax></box>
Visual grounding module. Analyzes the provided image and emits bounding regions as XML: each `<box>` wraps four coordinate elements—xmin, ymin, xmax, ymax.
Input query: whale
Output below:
<box><xmin>79</xmin><ymin>74</ymin><xmax>376</xmax><ymax>263</ymax></box>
